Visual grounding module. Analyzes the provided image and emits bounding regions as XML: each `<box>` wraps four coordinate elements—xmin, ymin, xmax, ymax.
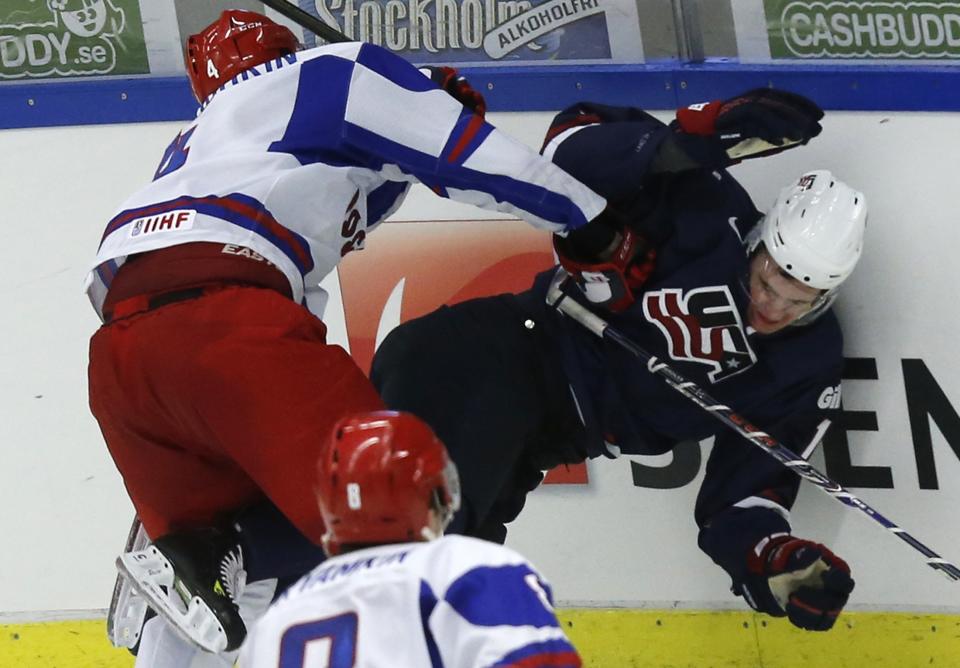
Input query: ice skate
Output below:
<box><xmin>116</xmin><ymin>526</ymin><xmax>247</xmax><ymax>653</ymax></box>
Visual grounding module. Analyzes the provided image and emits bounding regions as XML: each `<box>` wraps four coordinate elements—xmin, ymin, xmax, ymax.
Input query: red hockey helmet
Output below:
<box><xmin>184</xmin><ymin>9</ymin><xmax>299</xmax><ymax>102</ymax></box>
<box><xmin>317</xmin><ymin>411</ymin><xmax>461</xmax><ymax>556</ymax></box>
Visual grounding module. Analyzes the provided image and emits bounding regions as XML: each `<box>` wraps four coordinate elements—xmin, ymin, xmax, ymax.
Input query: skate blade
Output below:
<box><xmin>106</xmin><ymin>573</ymin><xmax>150</xmax><ymax>648</ymax></box>
<box><xmin>107</xmin><ymin>518</ymin><xmax>151</xmax><ymax>648</ymax></box>
<box><xmin>116</xmin><ymin>548</ymin><xmax>228</xmax><ymax>653</ymax></box>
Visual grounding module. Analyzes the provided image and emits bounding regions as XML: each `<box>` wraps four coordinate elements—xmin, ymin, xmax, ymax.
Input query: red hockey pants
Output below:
<box><xmin>88</xmin><ymin>286</ymin><xmax>384</xmax><ymax>544</ymax></box>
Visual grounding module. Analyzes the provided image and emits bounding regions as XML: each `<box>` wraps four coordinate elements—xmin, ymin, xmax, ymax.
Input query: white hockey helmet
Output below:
<box><xmin>751</xmin><ymin>170</ymin><xmax>867</xmax><ymax>290</ymax></box>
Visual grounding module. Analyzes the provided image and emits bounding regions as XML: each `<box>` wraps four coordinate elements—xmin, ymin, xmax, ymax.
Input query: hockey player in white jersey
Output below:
<box><xmin>239</xmin><ymin>410</ymin><xmax>582</xmax><ymax>668</ymax></box>
<box><xmin>89</xmin><ymin>8</ymin><xmax>609</xmax><ymax>659</ymax></box>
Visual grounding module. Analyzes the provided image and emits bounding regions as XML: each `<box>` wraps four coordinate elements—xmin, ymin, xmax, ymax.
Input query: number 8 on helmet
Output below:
<box><xmin>317</xmin><ymin>411</ymin><xmax>462</xmax><ymax>557</ymax></box>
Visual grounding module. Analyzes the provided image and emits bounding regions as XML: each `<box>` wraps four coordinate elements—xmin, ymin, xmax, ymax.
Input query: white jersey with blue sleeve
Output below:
<box><xmin>85</xmin><ymin>41</ymin><xmax>606</xmax><ymax>320</ymax></box>
<box><xmin>238</xmin><ymin>535</ymin><xmax>581</xmax><ymax>668</ymax></box>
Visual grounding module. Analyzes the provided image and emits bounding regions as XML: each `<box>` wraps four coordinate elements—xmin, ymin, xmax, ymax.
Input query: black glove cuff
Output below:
<box><xmin>667</xmin><ymin>120</ymin><xmax>734</xmax><ymax>170</ymax></box>
<box><xmin>559</xmin><ymin>208</ymin><xmax>623</xmax><ymax>261</ymax></box>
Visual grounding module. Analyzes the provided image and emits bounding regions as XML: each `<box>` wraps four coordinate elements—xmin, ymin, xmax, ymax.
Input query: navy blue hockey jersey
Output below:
<box><xmin>531</xmin><ymin>103</ymin><xmax>845</xmax><ymax>587</ymax></box>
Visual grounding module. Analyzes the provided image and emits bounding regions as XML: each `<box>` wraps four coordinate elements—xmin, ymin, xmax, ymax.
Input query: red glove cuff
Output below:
<box><xmin>748</xmin><ymin>534</ymin><xmax>851</xmax><ymax>577</ymax></box>
<box><xmin>554</xmin><ymin>227</ymin><xmax>655</xmax><ymax>313</ymax></box>
<box><xmin>432</xmin><ymin>65</ymin><xmax>458</xmax><ymax>89</ymax></box>
<box><xmin>675</xmin><ymin>100</ymin><xmax>723</xmax><ymax>136</ymax></box>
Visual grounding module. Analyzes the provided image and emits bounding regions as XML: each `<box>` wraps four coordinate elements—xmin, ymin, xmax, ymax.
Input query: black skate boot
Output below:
<box><xmin>116</xmin><ymin>526</ymin><xmax>247</xmax><ymax>652</ymax></box>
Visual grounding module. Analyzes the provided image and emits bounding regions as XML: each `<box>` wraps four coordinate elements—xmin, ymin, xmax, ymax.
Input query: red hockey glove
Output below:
<box><xmin>671</xmin><ymin>88</ymin><xmax>823</xmax><ymax>168</ymax></box>
<box><xmin>741</xmin><ymin>534</ymin><xmax>855</xmax><ymax>631</ymax></box>
<box><xmin>421</xmin><ymin>66</ymin><xmax>487</xmax><ymax>117</ymax></box>
<box><xmin>553</xmin><ymin>208</ymin><xmax>656</xmax><ymax>313</ymax></box>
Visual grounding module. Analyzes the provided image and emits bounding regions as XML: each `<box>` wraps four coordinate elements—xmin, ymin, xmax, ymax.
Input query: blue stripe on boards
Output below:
<box><xmin>355</xmin><ymin>43</ymin><xmax>437</xmax><ymax>93</ymax></box>
<box><xmin>9</xmin><ymin>63</ymin><xmax>960</xmax><ymax>130</ymax></box>
<box><xmin>269</xmin><ymin>55</ymin><xmax>359</xmax><ymax>167</ymax></box>
<box><xmin>444</xmin><ymin>565</ymin><xmax>559</xmax><ymax>628</ymax></box>
<box><xmin>419</xmin><ymin>580</ymin><xmax>444</xmax><ymax>668</ymax></box>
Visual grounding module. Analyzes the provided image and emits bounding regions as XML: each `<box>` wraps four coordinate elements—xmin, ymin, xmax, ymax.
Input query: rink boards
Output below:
<box><xmin>1</xmin><ymin>109</ymin><xmax>959</xmax><ymax>666</ymax></box>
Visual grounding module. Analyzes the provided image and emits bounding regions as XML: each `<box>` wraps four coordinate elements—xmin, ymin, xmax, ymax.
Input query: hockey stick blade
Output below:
<box><xmin>545</xmin><ymin>270</ymin><xmax>960</xmax><ymax>582</ymax></box>
<box><xmin>259</xmin><ymin>0</ymin><xmax>351</xmax><ymax>43</ymax></box>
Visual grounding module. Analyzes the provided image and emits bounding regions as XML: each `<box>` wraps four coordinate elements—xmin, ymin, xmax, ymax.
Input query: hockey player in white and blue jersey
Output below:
<box><xmin>239</xmin><ymin>410</ymin><xmax>581</xmax><ymax>668</ymax></box>
<box><xmin>90</xmin><ymin>8</ymin><xmax>608</xmax><ymax>659</ymax></box>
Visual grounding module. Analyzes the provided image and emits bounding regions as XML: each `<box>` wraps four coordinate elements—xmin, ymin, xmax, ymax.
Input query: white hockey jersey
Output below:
<box><xmin>85</xmin><ymin>41</ymin><xmax>606</xmax><ymax>320</ymax></box>
<box><xmin>238</xmin><ymin>535</ymin><xmax>581</xmax><ymax>668</ymax></box>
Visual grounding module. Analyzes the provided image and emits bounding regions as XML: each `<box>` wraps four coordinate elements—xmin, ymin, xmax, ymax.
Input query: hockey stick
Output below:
<box><xmin>545</xmin><ymin>271</ymin><xmax>960</xmax><ymax>582</ymax></box>
<box><xmin>259</xmin><ymin>0</ymin><xmax>351</xmax><ymax>43</ymax></box>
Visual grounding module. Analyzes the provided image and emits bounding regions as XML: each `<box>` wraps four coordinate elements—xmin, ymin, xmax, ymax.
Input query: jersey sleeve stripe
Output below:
<box><xmin>95</xmin><ymin>258</ymin><xmax>119</xmax><ymax>286</ymax></box>
<box><xmin>443</xmin><ymin>113</ymin><xmax>493</xmax><ymax>165</ymax></box>
<box><xmin>491</xmin><ymin>639</ymin><xmax>582</xmax><ymax>668</ymax></box>
<box><xmin>340</xmin><ymin>123</ymin><xmax>579</xmax><ymax>229</ymax></box>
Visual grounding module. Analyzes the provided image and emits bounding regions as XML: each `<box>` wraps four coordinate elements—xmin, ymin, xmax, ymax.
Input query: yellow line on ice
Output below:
<box><xmin>0</xmin><ymin>619</ymin><xmax>132</xmax><ymax>668</ymax></box>
<box><xmin>558</xmin><ymin>609</ymin><xmax>960</xmax><ymax>668</ymax></box>
<box><xmin>2</xmin><ymin>610</ymin><xmax>959</xmax><ymax>667</ymax></box>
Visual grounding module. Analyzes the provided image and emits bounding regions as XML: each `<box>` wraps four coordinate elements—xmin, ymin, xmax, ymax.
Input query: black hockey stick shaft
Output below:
<box><xmin>260</xmin><ymin>0</ymin><xmax>351</xmax><ymax>43</ymax></box>
<box><xmin>546</xmin><ymin>274</ymin><xmax>960</xmax><ymax>582</ymax></box>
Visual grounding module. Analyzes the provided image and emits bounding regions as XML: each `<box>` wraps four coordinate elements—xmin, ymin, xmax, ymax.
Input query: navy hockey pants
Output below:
<box><xmin>371</xmin><ymin>292</ymin><xmax>587</xmax><ymax>543</ymax></box>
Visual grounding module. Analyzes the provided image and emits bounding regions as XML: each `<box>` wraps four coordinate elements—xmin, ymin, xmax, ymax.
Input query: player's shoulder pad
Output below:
<box><xmin>419</xmin><ymin>535</ymin><xmax>535</xmax><ymax>577</ymax></box>
<box><xmin>298</xmin><ymin>40</ymin><xmax>364</xmax><ymax>64</ymax></box>
<box><xmin>543</xmin><ymin>101</ymin><xmax>665</xmax><ymax>151</ymax></box>
<box><xmin>802</xmin><ymin>308</ymin><xmax>844</xmax><ymax>359</ymax></box>
<box><xmin>769</xmin><ymin>309</ymin><xmax>844</xmax><ymax>385</ymax></box>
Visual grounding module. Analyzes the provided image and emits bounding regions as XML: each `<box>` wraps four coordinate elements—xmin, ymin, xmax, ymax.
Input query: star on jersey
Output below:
<box><xmin>643</xmin><ymin>285</ymin><xmax>757</xmax><ymax>383</ymax></box>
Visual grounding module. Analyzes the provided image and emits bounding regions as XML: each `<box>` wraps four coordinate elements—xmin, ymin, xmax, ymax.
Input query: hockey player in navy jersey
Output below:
<box><xmin>87</xmin><ymin>8</ymin><xmax>612</xmax><ymax>657</ymax></box>
<box><xmin>240</xmin><ymin>410</ymin><xmax>582</xmax><ymax>667</ymax></box>
<box><xmin>372</xmin><ymin>92</ymin><xmax>863</xmax><ymax>632</ymax></box>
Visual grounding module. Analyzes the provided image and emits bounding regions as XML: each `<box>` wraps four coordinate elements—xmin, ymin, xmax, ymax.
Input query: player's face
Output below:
<box><xmin>746</xmin><ymin>250</ymin><xmax>821</xmax><ymax>334</ymax></box>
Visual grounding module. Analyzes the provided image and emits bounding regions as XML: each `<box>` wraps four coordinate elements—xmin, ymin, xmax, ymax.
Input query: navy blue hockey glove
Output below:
<box><xmin>741</xmin><ymin>534</ymin><xmax>855</xmax><ymax>631</ymax></box>
<box><xmin>421</xmin><ymin>66</ymin><xmax>486</xmax><ymax>117</ymax></box>
<box><xmin>553</xmin><ymin>207</ymin><xmax>656</xmax><ymax>313</ymax></box>
<box><xmin>670</xmin><ymin>89</ymin><xmax>823</xmax><ymax>168</ymax></box>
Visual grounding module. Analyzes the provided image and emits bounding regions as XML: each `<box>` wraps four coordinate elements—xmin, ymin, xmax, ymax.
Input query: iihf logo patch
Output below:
<box><xmin>129</xmin><ymin>209</ymin><xmax>196</xmax><ymax>238</ymax></box>
<box><xmin>643</xmin><ymin>286</ymin><xmax>756</xmax><ymax>383</ymax></box>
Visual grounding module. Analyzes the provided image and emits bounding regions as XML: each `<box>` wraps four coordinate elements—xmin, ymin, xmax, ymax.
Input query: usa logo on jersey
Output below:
<box><xmin>642</xmin><ymin>286</ymin><xmax>756</xmax><ymax>383</ymax></box>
